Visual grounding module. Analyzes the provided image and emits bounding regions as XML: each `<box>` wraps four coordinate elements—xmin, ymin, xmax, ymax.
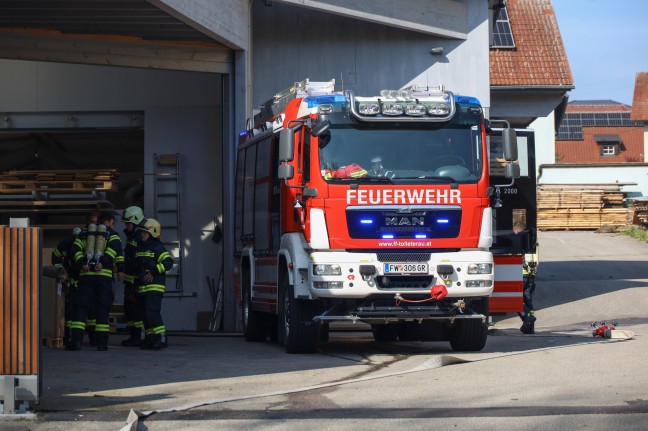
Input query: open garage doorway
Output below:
<box><xmin>0</xmin><ymin>126</ymin><xmax>145</xmax><ymax>231</ymax></box>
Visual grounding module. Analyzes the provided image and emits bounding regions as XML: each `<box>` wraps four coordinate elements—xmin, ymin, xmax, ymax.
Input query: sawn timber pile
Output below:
<box><xmin>537</xmin><ymin>184</ymin><xmax>630</xmax><ymax>230</ymax></box>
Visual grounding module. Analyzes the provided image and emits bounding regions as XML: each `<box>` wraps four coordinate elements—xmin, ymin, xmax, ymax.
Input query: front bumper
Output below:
<box><xmin>306</xmin><ymin>250</ymin><xmax>494</xmax><ymax>299</ymax></box>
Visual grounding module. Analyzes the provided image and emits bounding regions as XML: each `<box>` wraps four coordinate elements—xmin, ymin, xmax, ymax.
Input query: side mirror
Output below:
<box><xmin>279</xmin><ymin>129</ymin><xmax>295</xmax><ymax>162</ymax></box>
<box><xmin>502</xmin><ymin>127</ymin><xmax>518</xmax><ymax>161</ymax></box>
<box><xmin>311</xmin><ymin>120</ymin><xmax>331</xmax><ymax>137</ymax></box>
<box><xmin>505</xmin><ymin>162</ymin><xmax>520</xmax><ymax>179</ymax></box>
<box><xmin>278</xmin><ymin>163</ymin><xmax>294</xmax><ymax>180</ymax></box>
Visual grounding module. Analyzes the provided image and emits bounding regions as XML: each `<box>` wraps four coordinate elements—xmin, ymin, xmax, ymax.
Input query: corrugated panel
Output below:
<box><xmin>1</xmin><ymin>227</ymin><xmax>40</xmax><ymax>376</ymax></box>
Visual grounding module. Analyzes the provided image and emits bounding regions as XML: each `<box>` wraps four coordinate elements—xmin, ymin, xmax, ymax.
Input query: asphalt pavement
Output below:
<box><xmin>2</xmin><ymin>230</ymin><xmax>648</xmax><ymax>431</ymax></box>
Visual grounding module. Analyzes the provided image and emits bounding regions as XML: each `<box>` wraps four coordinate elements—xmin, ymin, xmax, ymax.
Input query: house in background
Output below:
<box><xmin>539</xmin><ymin>73</ymin><xmax>648</xmax><ymax>199</ymax></box>
<box><xmin>489</xmin><ymin>0</ymin><xmax>574</xmax><ymax>176</ymax></box>
<box><xmin>556</xmin><ymin>100</ymin><xmax>644</xmax><ymax>163</ymax></box>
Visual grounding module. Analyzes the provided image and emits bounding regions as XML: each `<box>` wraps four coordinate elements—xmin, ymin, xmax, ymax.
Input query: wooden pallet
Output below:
<box><xmin>0</xmin><ymin>169</ymin><xmax>118</xmax><ymax>194</ymax></box>
<box><xmin>43</xmin><ymin>337</ymin><xmax>64</xmax><ymax>349</ymax></box>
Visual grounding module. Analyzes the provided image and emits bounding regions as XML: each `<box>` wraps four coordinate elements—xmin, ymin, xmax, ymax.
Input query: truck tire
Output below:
<box><xmin>279</xmin><ymin>270</ymin><xmax>320</xmax><ymax>353</ymax></box>
<box><xmin>242</xmin><ymin>267</ymin><xmax>267</xmax><ymax>342</ymax></box>
<box><xmin>372</xmin><ymin>323</ymin><xmax>399</xmax><ymax>342</ymax></box>
<box><xmin>398</xmin><ymin>321</ymin><xmax>420</xmax><ymax>341</ymax></box>
<box><xmin>448</xmin><ymin>297</ymin><xmax>489</xmax><ymax>351</ymax></box>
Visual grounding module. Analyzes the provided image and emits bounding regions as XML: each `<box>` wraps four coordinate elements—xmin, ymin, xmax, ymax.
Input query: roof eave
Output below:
<box><xmin>491</xmin><ymin>85</ymin><xmax>575</xmax><ymax>91</ymax></box>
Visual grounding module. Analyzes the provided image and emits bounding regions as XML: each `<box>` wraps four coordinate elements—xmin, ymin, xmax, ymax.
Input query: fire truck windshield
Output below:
<box><xmin>319</xmin><ymin>123</ymin><xmax>482</xmax><ymax>184</ymax></box>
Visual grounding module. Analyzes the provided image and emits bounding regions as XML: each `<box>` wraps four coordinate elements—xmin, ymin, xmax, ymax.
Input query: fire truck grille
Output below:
<box><xmin>376</xmin><ymin>275</ymin><xmax>434</xmax><ymax>289</ymax></box>
<box><xmin>346</xmin><ymin>207</ymin><xmax>461</xmax><ymax>239</ymax></box>
<box><xmin>377</xmin><ymin>253</ymin><xmax>431</xmax><ymax>262</ymax></box>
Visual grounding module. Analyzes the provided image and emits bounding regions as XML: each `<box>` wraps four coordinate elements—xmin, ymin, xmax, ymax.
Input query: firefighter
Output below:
<box><xmin>511</xmin><ymin>221</ymin><xmax>537</xmax><ymax>334</ymax></box>
<box><xmin>67</xmin><ymin>210</ymin><xmax>124</xmax><ymax>351</ymax></box>
<box><xmin>82</xmin><ymin>211</ymin><xmax>100</xmax><ymax>345</ymax></box>
<box><xmin>120</xmin><ymin>206</ymin><xmax>146</xmax><ymax>347</ymax></box>
<box><xmin>135</xmin><ymin>218</ymin><xmax>173</xmax><ymax>350</ymax></box>
<box><xmin>51</xmin><ymin>226</ymin><xmax>82</xmax><ymax>348</ymax></box>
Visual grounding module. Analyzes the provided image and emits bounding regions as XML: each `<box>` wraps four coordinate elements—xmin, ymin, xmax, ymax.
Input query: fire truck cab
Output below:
<box><xmin>235</xmin><ymin>79</ymin><xmax>519</xmax><ymax>353</ymax></box>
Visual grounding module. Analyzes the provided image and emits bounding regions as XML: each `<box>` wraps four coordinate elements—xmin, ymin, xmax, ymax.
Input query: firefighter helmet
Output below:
<box><xmin>122</xmin><ymin>206</ymin><xmax>145</xmax><ymax>225</ymax></box>
<box><xmin>138</xmin><ymin>218</ymin><xmax>161</xmax><ymax>239</ymax></box>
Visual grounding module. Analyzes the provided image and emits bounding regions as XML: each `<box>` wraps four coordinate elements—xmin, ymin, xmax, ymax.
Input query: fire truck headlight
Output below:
<box><xmin>465</xmin><ymin>280</ymin><xmax>493</xmax><ymax>288</ymax></box>
<box><xmin>382</xmin><ymin>103</ymin><xmax>404</xmax><ymax>116</ymax></box>
<box><xmin>359</xmin><ymin>103</ymin><xmax>380</xmax><ymax>115</ymax></box>
<box><xmin>313</xmin><ymin>281</ymin><xmax>343</xmax><ymax>289</ymax></box>
<box><xmin>405</xmin><ymin>104</ymin><xmax>427</xmax><ymax>116</ymax></box>
<box><xmin>467</xmin><ymin>263</ymin><xmax>492</xmax><ymax>274</ymax></box>
<box><xmin>427</xmin><ymin>103</ymin><xmax>450</xmax><ymax>116</ymax></box>
<box><xmin>313</xmin><ymin>264</ymin><xmax>342</xmax><ymax>276</ymax></box>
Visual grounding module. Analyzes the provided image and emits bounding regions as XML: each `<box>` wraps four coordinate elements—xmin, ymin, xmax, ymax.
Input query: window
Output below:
<box><xmin>491</xmin><ymin>5</ymin><xmax>515</xmax><ymax>48</ymax></box>
<box><xmin>602</xmin><ymin>144</ymin><xmax>616</xmax><ymax>156</ymax></box>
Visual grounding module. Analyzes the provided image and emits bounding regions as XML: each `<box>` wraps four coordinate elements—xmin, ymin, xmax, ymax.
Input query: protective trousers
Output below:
<box><xmin>70</xmin><ymin>275</ymin><xmax>114</xmax><ymax>350</ymax></box>
<box><xmin>522</xmin><ymin>274</ymin><xmax>536</xmax><ymax>316</ymax></box>
<box><xmin>122</xmin><ymin>282</ymin><xmax>144</xmax><ymax>344</ymax></box>
<box><xmin>141</xmin><ymin>291</ymin><xmax>166</xmax><ymax>348</ymax></box>
<box><xmin>63</xmin><ymin>278</ymin><xmax>78</xmax><ymax>347</ymax></box>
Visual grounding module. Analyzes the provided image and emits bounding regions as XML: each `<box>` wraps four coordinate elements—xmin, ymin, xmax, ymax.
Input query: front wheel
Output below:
<box><xmin>448</xmin><ymin>297</ymin><xmax>489</xmax><ymax>351</ymax></box>
<box><xmin>278</xmin><ymin>270</ymin><xmax>320</xmax><ymax>353</ymax></box>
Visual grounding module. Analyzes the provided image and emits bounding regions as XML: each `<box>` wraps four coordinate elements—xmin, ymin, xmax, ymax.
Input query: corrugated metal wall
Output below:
<box><xmin>1</xmin><ymin>227</ymin><xmax>40</xmax><ymax>376</ymax></box>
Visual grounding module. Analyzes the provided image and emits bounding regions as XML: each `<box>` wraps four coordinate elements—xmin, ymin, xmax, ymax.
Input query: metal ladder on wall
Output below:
<box><xmin>153</xmin><ymin>153</ymin><xmax>184</xmax><ymax>295</ymax></box>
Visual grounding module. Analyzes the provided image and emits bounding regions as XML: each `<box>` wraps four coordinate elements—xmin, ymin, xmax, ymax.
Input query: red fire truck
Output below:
<box><xmin>234</xmin><ymin>79</ymin><xmax>522</xmax><ymax>353</ymax></box>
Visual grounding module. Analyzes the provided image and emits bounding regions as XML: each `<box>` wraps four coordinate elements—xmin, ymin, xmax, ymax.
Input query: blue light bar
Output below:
<box><xmin>415</xmin><ymin>234</ymin><xmax>427</xmax><ymax>239</ymax></box>
<box><xmin>454</xmin><ymin>95</ymin><xmax>481</xmax><ymax>105</ymax></box>
<box><xmin>360</xmin><ymin>219</ymin><xmax>373</xmax><ymax>224</ymax></box>
<box><xmin>382</xmin><ymin>234</ymin><xmax>394</xmax><ymax>239</ymax></box>
<box><xmin>436</xmin><ymin>219</ymin><xmax>449</xmax><ymax>224</ymax></box>
<box><xmin>304</xmin><ymin>94</ymin><xmax>348</xmax><ymax>109</ymax></box>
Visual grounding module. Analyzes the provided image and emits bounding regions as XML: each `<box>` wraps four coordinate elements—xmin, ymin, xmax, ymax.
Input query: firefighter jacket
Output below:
<box><xmin>135</xmin><ymin>237</ymin><xmax>173</xmax><ymax>294</ymax></box>
<box><xmin>123</xmin><ymin>228</ymin><xmax>140</xmax><ymax>284</ymax></box>
<box><xmin>52</xmin><ymin>234</ymin><xmax>79</xmax><ymax>280</ymax></box>
<box><xmin>322</xmin><ymin>163</ymin><xmax>368</xmax><ymax>180</ymax></box>
<box><xmin>71</xmin><ymin>227</ymin><xmax>125</xmax><ymax>278</ymax></box>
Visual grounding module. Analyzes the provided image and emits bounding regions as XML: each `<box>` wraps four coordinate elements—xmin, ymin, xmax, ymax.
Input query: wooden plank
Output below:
<box><xmin>0</xmin><ymin>227</ymin><xmax>40</xmax><ymax>375</ymax></box>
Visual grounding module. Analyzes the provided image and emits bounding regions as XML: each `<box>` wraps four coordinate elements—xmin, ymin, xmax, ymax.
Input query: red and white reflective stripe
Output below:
<box><xmin>490</xmin><ymin>255</ymin><xmax>524</xmax><ymax>313</ymax></box>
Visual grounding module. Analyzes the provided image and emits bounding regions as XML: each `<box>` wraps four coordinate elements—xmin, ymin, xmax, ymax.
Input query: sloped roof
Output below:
<box><xmin>630</xmin><ymin>72</ymin><xmax>648</xmax><ymax>121</ymax></box>
<box><xmin>556</xmin><ymin>127</ymin><xmax>644</xmax><ymax>163</ymax></box>
<box><xmin>566</xmin><ymin>101</ymin><xmax>632</xmax><ymax>113</ymax></box>
<box><xmin>490</xmin><ymin>0</ymin><xmax>573</xmax><ymax>87</ymax></box>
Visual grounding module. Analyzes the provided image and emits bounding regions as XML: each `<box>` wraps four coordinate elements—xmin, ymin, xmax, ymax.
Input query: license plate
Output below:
<box><xmin>384</xmin><ymin>263</ymin><xmax>429</xmax><ymax>274</ymax></box>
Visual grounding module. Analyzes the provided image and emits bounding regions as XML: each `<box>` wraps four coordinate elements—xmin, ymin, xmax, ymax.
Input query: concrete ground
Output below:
<box><xmin>2</xmin><ymin>230</ymin><xmax>648</xmax><ymax>430</ymax></box>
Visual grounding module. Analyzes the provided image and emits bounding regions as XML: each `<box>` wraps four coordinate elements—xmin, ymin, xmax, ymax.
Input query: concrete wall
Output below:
<box><xmin>538</xmin><ymin>164</ymin><xmax>648</xmax><ymax>200</ymax></box>
<box><xmin>0</xmin><ymin>59</ymin><xmax>224</xmax><ymax>330</ymax></box>
<box><xmin>529</xmin><ymin>112</ymin><xmax>556</xmax><ymax>176</ymax></box>
<box><xmin>251</xmin><ymin>0</ymin><xmax>489</xmax><ymax>112</ymax></box>
<box><xmin>145</xmin><ymin>107</ymin><xmax>223</xmax><ymax>330</ymax></box>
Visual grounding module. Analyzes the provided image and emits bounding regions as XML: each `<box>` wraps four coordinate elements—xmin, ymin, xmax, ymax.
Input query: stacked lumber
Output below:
<box><xmin>631</xmin><ymin>199</ymin><xmax>648</xmax><ymax>227</ymax></box>
<box><xmin>0</xmin><ymin>169</ymin><xmax>118</xmax><ymax>193</ymax></box>
<box><xmin>537</xmin><ymin>184</ymin><xmax>629</xmax><ymax>230</ymax></box>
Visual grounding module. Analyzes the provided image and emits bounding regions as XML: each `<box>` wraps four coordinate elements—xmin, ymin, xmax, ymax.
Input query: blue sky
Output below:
<box><xmin>552</xmin><ymin>0</ymin><xmax>648</xmax><ymax>106</ymax></box>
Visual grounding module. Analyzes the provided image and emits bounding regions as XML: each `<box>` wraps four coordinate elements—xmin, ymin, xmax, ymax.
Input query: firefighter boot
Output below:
<box><xmin>121</xmin><ymin>326</ymin><xmax>143</xmax><ymax>347</ymax></box>
<box><xmin>96</xmin><ymin>332</ymin><xmax>109</xmax><ymax>351</ymax></box>
<box><xmin>65</xmin><ymin>328</ymin><xmax>83</xmax><ymax>351</ymax></box>
<box><xmin>86</xmin><ymin>329</ymin><xmax>96</xmax><ymax>346</ymax></box>
<box><xmin>140</xmin><ymin>333</ymin><xmax>154</xmax><ymax>350</ymax></box>
<box><xmin>520</xmin><ymin>313</ymin><xmax>536</xmax><ymax>334</ymax></box>
<box><xmin>151</xmin><ymin>332</ymin><xmax>168</xmax><ymax>350</ymax></box>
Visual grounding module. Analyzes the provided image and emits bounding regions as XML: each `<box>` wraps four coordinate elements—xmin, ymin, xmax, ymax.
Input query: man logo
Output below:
<box><xmin>385</xmin><ymin>217</ymin><xmax>425</xmax><ymax>226</ymax></box>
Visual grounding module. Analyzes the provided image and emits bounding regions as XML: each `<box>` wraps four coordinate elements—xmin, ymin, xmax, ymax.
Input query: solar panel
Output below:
<box><xmin>491</xmin><ymin>5</ymin><xmax>515</xmax><ymax>48</ymax></box>
<box><xmin>557</xmin><ymin>110</ymin><xmax>643</xmax><ymax>141</ymax></box>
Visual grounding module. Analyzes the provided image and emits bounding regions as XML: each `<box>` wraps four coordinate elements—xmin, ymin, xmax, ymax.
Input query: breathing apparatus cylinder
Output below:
<box><xmin>85</xmin><ymin>224</ymin><xmax>97</xmax><ymax>264</ymax></box>
<box><xmin>94</xmin><ymin>224</ymin><xmax>108</xmax><ymax>263</ymax></box>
